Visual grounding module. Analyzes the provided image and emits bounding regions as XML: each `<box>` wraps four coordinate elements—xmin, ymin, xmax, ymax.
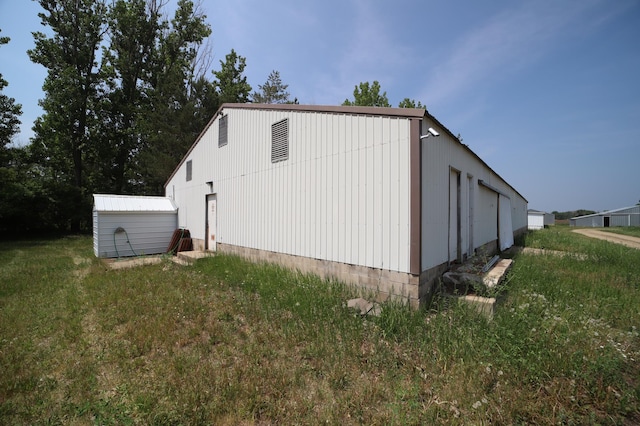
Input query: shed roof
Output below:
<box><xmin>93</xmin><ymin>194</ymin><xmax>177</xmax><ymax>213</ymax></box>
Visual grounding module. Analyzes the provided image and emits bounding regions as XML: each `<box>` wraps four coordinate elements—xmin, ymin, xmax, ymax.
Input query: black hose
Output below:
<box><xmin>113</xmin><ymin>227</ymin><xmax>137</xmax><ymax>258</ymax></box>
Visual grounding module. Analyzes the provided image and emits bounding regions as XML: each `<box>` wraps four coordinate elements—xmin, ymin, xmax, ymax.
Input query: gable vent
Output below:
<box><xmin>218</xmin><ymin>115</ymin><xmax>228</xmax><ymax>147</ymax></box>
<box><xmin>271</xmin><ymin>118</ymin><xmax>289</xmax><ymax>163</ymax></box>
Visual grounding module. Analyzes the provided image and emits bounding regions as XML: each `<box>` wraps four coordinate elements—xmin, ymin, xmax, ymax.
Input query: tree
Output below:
<box><xmin>342</xmin><ymin>81</ymin><xmax>390</xmax><ymax>107</ymax></box>
<box><xmin>0</xmin><ymin>32</ymin><xmax>22</xmax><ymax>149</ymax></box>
<box><xmin>28</xmin><ymin>0</ymin><xmax>108</xmax><ymax>231</ymax></box>
<box><xmin>134</xmin><ymin>0</ymin><xmax>215</xmax><ymax>195</ymax></box>
<box><xmin>251</xmin><ymin>70</ymin><xmax>291</xmax><ymax>104</ymax></box>
<box><xmin>213</xmin><ymin>49</ymin><xmax>252</xmax><ymax>104</ymax></box>
<box><xmin>97</xmin><ymin>0</ymin><xmax>212</xmax><ymax>195</ymax></box>
<box><xmin>0</xmin><ymin>32</ymin><xmax>37</xmax><ymax>235</ymax></box>
<box><xmin>398</xmin><ymin>98</ymin><xmax>424</xmax><ymax>109</ymax></box>
<box><xmin>27</xmin><ymin>0</ymin><xmax>216</xmax><ymax>231</ymax></box>
<box><xmin>97</xmin><ymin>0</ymin><xmax>160</xmax><ymax>194</ymax></box>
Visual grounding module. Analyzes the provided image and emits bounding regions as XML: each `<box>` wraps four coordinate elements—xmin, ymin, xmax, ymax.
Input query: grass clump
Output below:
<box><xmin>1</xmin><ymin>228</ymin><xmax>639</xmax><ymax>424</ymax></box>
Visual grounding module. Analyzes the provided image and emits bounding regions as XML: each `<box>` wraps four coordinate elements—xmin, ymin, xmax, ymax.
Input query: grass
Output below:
<box><xmin>600</xmin><ymin>226</ymin><xmax>640</xmax><ymax>238</ymax></box>
<box><xmin>1</xmin><ymin>228</ymin><xmax>639</xmax><ymax>424</ymax></box>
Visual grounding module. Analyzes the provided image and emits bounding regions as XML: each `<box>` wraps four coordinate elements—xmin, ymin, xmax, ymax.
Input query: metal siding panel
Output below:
<box><xmin>320</xmin><ymin>142</ymin><xmax>327</xmax><ymax>259</ymax></box>
<box><xmin>314</xmin><ymin>136</ymin><xmax>322</xmax><ymax>258</ymax></box>
<box><xmin>350</xmin><ymin>116</ymin><xmax>359</xmax><ymax>263</ymax></box>
<box><xmin>373</xmin><ymin>134</ymin><xmax>383</xmax><ymax>267</ymax></box>
<box><xmin>381</xmin><ymin>120</ymin><xmax>390</xmax><ymax>269</ymax></box>
<box><xmin>344</xmin><ymin>149</ymin><xmax>353</xmax><ymax>263</ymax></box>
<box><xmin>398</xmin><ymin>122</ymin><xmax>411</xmax><ymax>272</ymax></box>
<box><xmin>93</xmin><ymin>209</ymin><xmax>99</xmax><ymax>256</ymax></box>
<box><xmin>365</xmin><ymin>131</ymin><xmax>375</xmax><ymax>267</ymax></box>
<box><xmin>325</xmin><ymin>115</ymin><xmax>340</xmax><ymax>261</ymax></box>
<box><xmin>388</xmin><ymin>120</ymin><xmax>399</xmax><ymax>271</ymax></box>
<box><xmin>338</xmin><ymin>131</ymin><xmax>347</xmax><ymax>263</ymax></box>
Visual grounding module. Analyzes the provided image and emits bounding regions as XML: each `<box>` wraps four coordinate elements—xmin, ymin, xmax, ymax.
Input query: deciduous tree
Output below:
<box><xmin>0</xmin><ymin>31</ymin><xmax>22</xmax><ymax>149</ymax></box>
<box><xmin>28</xmin><ymin>0</ymin><xmax>108</xmax><ymax>231</ymax></box>
<box><xmin>342</xmin><ymin>81</ymin><xmax>390</xmax><ymax>107</ymax></box>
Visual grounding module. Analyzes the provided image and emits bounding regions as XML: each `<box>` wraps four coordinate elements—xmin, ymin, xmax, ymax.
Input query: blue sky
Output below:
<box><xmin>1</xmin><ymin>0</ymin><xmax>639</xmax><ymax>212</ymax></box>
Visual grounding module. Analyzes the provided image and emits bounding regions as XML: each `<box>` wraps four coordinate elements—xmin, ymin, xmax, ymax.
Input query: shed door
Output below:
<box><xmin>206</xmin><ymin>194</ymin><xmax>217</xmax><ymax>251</ymax></box>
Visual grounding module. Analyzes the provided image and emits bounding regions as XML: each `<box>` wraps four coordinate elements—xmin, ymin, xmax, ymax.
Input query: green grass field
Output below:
<box><xmin>1</xmin><ymin>227</ymin><xmax>639</xmax><ymax>424</ymax></box>
<box><xmin>601</xmin><ymin>226</ymin><xmax>640</xmax><ymax>239</ymax></box>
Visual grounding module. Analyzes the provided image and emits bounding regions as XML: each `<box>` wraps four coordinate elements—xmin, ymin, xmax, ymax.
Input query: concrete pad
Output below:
<box><xmin>483</xmin><ymin>258</ymin><xmax>512</xmax><ymax>289</ymax></box>
<box><xmin>176</xmin><ymin>250</ymin><xmax>215</xmax><ymax>264</ymax></box>
<box><xmin>105</xmin><ymin>255</ymin><xmax>164</xmax><ymax>270</ymax></box>
<box><xmin>525</xmin><ymin>247</ymin><xmax>588</xmax><ymax>260</ymax></box>
<box><xmin>460</xmin><ymin>295</ymin><xmax>497</xmax><ymax>319</ymax></box>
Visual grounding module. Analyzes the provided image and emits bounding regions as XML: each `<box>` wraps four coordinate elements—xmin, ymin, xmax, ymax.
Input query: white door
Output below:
<box><xmin>498</xmin><ymin>195</ymin><xmax>514</xmax><ymax>250</ymax></box>
<box><xmin>207</xmin><ymin>194</ymin><xmax>217</xmax><ymax>251</ymax></box>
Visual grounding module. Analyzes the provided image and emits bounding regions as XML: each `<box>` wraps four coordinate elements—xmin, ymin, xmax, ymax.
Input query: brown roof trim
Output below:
<box><xmin>218</xmin><ymin>102</ymin><xmax>427</xmax><ymax>118</ymax></box>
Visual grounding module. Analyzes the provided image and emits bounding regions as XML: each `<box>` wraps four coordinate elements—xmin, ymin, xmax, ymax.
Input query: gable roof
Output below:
<box><xmin>571</xmin><ymin>205</ymin><xmax>640</xmax><ymax>220</ymax></box>
<box><xmin>93</xmin><ymin>194</ymin><xmax>177</xmax><ymax>213</ymax></box>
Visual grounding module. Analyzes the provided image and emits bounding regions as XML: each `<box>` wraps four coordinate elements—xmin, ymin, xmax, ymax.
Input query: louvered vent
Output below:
<box><xmin>218</xmin><ymin>115</ymin><xmax>228</xmax><ymax>147</ymax></box>
<box><xmin>271</xmin><ymin>118</ymin><xmax>289</xmax><ymax>163</ymax></box>
<box><xmin>186</xmin><ymin>160</ymin><xmax>192</xmax><ymax>181</ymax></box>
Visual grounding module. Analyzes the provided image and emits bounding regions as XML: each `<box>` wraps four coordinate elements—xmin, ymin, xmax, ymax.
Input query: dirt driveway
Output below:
<box><xmin>573</xmin><ymin>229</ymin><xmax>640</xmax><ymax>250</ymax></box>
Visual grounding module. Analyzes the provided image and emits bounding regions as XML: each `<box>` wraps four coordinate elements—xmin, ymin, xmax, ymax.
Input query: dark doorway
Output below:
<box><xmin>604</xmin><ymin>216</ymin><xmax>610</xmax><ymax>227</ymax></box>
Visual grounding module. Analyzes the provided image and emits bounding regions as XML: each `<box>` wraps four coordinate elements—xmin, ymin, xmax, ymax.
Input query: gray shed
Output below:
<box><xmin>570</xmin><ymin>205</ymin><xmax>640</xmax><ymax>227</ymax></box>
<box><xmin>93</xmin><ymin>194</ymin><xmax>178</xmax><ymax>258</ymax></box>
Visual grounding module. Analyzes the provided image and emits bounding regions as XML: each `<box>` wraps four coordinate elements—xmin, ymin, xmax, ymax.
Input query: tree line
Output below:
<box><xmin>1</xmin><ymin>0</ymin><xmax>423</xmax><ymax>236</ymax></box>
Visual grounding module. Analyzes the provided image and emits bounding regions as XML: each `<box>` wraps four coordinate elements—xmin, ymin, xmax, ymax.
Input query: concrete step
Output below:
<box><xmin>483</xmin><ymin>258</ymin><xmax>512</xmax><ymax>289</ymax></box>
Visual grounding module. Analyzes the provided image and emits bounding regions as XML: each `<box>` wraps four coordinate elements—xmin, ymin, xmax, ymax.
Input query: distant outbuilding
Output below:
<box><xmin>93</xmin><ymin>194</ymin><xmax>178</xmax><ymax>258</ymax></box>
<box><xmin>528</xmin><ymin>209</ymin><xmax>555</xmax><ymax>230</ymax></box>
<box><xmin>570</xmin><ymin>205</ymin><xmax>640</xmax><ymax>227</ymax></box>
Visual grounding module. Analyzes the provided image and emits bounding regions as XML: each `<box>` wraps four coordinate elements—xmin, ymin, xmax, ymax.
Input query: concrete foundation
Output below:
<box><xmin>210</xmin><ymin>242</ymin><xmax>452</xmax><ymax>308</ymax></box>
<box><xmin>190</xmin><ymin>231</ymin><xmax>520</xmax><ymax>309</ymax></box>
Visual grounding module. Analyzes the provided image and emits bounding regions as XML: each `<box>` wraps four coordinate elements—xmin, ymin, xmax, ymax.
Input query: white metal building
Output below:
<box><xmin>570</xmin><ymin>205</ymin><xmax>640</xmax><ymax>227</ymax></box>
<box><xmin>93</xmin><ymin>194</ymin><xmax>178</xmax><ymax>258</ymax></box>
<box><xmin>165</xmin><ymin>104</ymin><xmax>527</xmax><ymax>305</ymax></box>
<box><xmin>528</xmin><ymin>209</ymin><xmax>555</xmax><ymax>230</ymax></box>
